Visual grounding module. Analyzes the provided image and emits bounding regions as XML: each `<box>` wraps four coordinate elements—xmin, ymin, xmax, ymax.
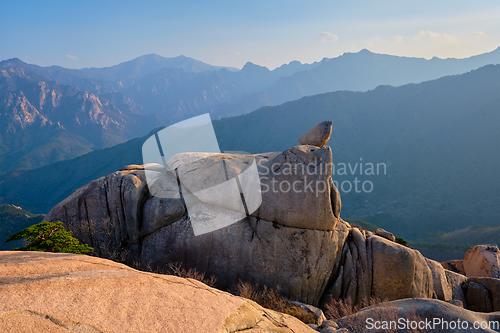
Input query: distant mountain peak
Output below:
<box><xmin>340</xmin><ymin>49</ymin><xmax>375</xmax><ymax>58</ymax></box>
<box><xmin>241</xmin><ymin>62</ymin><xmax>270</xmax><ymax>72</ymax></box>
<box><xmin>0</xmin><ymin>58</ymin><xmax>27</xmax><ymax>68</ymax></box>
<box><xmin>242</xmin><ymin>61</ymin><xmax>260</xmax><ymax>68</ymax></box>
<box><xmin>272</xmin><ymin>60</ymin><xmax>302</xmax><ymax>71</ymax></box>
<box><xmin>137</xmin><ymin>53</ymin><xmax>187</xmax><ymax>61</ymax></box>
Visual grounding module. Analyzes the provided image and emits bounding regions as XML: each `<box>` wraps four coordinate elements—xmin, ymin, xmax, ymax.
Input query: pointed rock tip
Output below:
<box><xmin>299</xmin><ymin>121</ymin><xmax>333</xmax><ymax>147</ymax></box>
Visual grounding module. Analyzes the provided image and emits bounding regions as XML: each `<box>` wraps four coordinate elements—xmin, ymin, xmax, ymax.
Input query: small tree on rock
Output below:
<box><xmin>6</xmin><ymin>221</ymin><xmax>93</xmax><ymax>254</ymax></box>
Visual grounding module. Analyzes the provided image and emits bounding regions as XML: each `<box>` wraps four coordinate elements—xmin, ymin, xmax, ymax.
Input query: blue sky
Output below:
<box><xmin>1</xmin><ymin>0</ymin><xmax>499</xmax><ymax>69</ymax></box>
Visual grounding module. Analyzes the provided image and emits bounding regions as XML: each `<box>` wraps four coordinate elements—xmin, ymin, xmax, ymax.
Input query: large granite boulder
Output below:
<box><xmin>45</xmin><ymin>166</ymin><xmax>185</xmax><ymax>259</ymax></box>
<box><xmin>299</xmin><ymin>121</ymin><xmax>333</xmax><ymax>147</ymax></box>
<box><xmin>442</xmin><ymin>259</ymin><xmax>465</xmax><ymax>275</ymax></box>
<box><xmin>426</xmin><ymin>258</ymin><xmax>453</xmax><ymax>301</ymax></box>
<box><xmin>46</xmin><ymin>143</ymin><xmax>346</xmax><ymax>306</ymax></box>
<box><xmin>321</xmin><ymin>231</ymin><xmax>436</xmax><ymax>309</ymax></box>
<box><xmin>371</xmin><ymin>235</ymin><xmax>434</xmax><ymax>301</ymax></box>
<box><xmin>467</xmin><ymin>278</ymin><xmax>500</xmax><ymax>312</ymax></box>
<box><xmin>338</xmin><ymin>298</ymin><xmax>500</xmax><ymax>333</ymax></box>
<box><xmin>463</xmin><ymin>277</ymin><xmax>500</xmax><ymax>313</ymax></box>
<box><xmin>253</xmin><ymin>145</ymin><xmax>341</xmax><ymax>231</ymax></box>
<box><xmin>374</xmin><ymin>228</ymin><xmax>395</xmax><ymax>242</ymax></box>
<box><xmin>445</xmin><ymin>269</ymin><xmax>468</xmax><ymax>306</ymax></box>
<box><xmin>0</xmin><ymin>251</ymin><xmax>314</xmax><ymax>333</ymax></box>
<box><xmin>142</xmin><ymin>216</ymin><xmax>349</xmax><ymax>306</ymax></box>
<box><xmin>463</xmin><ymin>245</ymin><xmax>500</xmax><ymax>279</ymax></box>
<box><xmin>161</xmin><ymin>145</ymin><xmax>341</xmax><ymax>232</ymax></box>
<box><xmin>464</xmin><ymin>281</ymin><xmax>494</xmax><ymax>313</ymax></box>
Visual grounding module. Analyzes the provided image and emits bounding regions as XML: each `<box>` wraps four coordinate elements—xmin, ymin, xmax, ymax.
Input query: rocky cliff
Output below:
<box><xmin>45</xmin><ymin>121</ymin><xmax>499</xmax><ymax>315</ymax></box>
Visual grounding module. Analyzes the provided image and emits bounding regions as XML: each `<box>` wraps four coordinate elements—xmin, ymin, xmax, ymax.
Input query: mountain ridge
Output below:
<box><xmin>213</xmin><ymin>47</ymin><xmax>500</xmax><ymax>116</ymax></box>
<box><xmin>1</xmin><ymin>65</ymin><xmax>498</xmax><ymax>244</ymax></box>
<box><xmin>0</xmin><ymin>65</ymin><xmax>156</xmax><ymax>173</ymax></box>
<box><xmin>1</xmin><ymin>48</ymin><xmax>499</xmax><ymax>174</ymax></box>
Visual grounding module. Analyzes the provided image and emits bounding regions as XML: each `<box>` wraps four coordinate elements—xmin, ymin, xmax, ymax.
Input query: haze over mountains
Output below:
<box><xmin>214</xmin><ymin>65</ymin><xmax>500</xmax><ymax>239</ymax></box>
<box><xmin>215</xmin><ymin>47</ymin><xmax>500</xmax><ymax>116</ymax></box>
<box><xmin>2</xmin><ymin>64</ymin><xmax>499</xmax><ymax>248</ymax></box>
<box><xmin>1</xmin><ymin>48</ymin><xmax>499</xmax><ymax>174</ymax></box>
<box><xmin>1</xmin><ymin>48</ymin><xmax>499</xmax><ymax>261</ymax></box>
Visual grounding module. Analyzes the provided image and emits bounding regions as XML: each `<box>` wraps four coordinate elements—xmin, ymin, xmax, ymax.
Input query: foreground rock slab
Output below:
<box><xmin>0</xmin><ymin>251</ymin><xmax>315</xmax><ymax>333</ymax></box>
<box><xmin>338</xmin><ymin>298</ymin><xmax>500</xmax><ymax>333</ymax></box>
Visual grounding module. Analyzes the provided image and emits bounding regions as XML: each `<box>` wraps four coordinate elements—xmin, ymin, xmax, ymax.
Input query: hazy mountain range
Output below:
<box><xmin>1</xmin><ymin>48</ymin><xmax>499</xmax><ymax>174</ymax></box>
<box><xmin>2</xmin><ymin>64</ymin><xmax>499</xmax><ymax>246</ymax></box>
<box><xmin>213</xmin><ymin>65</ymin><xmax>500</xmax><ymax>239</ymax></box>
<box><xmin>214</xmin><ymin>47</ymin><xmax>500</xmax><ymax>117</ymax></box>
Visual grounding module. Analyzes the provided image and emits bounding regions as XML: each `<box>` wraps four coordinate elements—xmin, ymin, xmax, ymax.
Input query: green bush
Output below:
<box><xmin>5</xmin><ymin>221</ymin><xmax>93</xmax><ymax>254</ymax></box>
<box><xmin>395</xmin><ymin>237</ymin><xmax>409</xmax><ymax>247</ymax></box>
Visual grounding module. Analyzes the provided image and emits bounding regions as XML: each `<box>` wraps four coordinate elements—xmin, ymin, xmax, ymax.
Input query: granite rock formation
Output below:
<box><xmin>0</xmin><ymin>251</ymin><xmax>314</xmax><ymax>333</ymax></box>
<box><xmin>45</xmin><ymin>121</ymin><xmax>498</xmax><ymax>313</ymax></box>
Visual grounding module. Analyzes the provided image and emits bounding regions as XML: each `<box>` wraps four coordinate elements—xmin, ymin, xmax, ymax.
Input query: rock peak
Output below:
<box><xmin>299</xmin><ymin>121</ymin><xmax>333</xmax><ymax>147</ymax></box>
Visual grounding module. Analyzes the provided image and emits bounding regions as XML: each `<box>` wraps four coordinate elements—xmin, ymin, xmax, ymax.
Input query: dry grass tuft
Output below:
<box><xmin>167</xmin><ymin>262</ymin><xmax>217</xmax><ymax>287</ymax></box>
<box><xmin>234</xmin><ymin>281</ymin><xmax>317</xmax><ymax>325</ymax></box>
<box><xmin>324</xmin><ymin>297</ymin><xmax>385</xmax><ymax>321</ymax></box>
<box><xmin>325</xmin><ymin>298</ymin><xmax>428</xmax><ymax>333</ymax></box>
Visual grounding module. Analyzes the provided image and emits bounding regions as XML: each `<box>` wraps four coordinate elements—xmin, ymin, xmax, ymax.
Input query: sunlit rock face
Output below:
<box><xmin>141</xmin><ymin>215</ymin><xmax>350</xmax><ymax>306</ymax></box>
<box><xmin>252</xmin><ymin>144</ymin><xmax>341</xmax><ymax>231</ymax></box>
<box><xmin>0</xmin><ymin>251</ymin><xmax>315</xmax><ymax>333</ymax></box>
<box><xmin>44</xmin><ymin>119</ymin><xmax>500</xmax><ymax>313</ymax></box>
<box><xmin>46</xmin><ymin>137</ymin><xmax>346</xmax><ymax>306</ymax></box>
<box><xmin>45</xmin><ymin>120</ymin><xmax>438</xmax><ymax>308</ymax></box>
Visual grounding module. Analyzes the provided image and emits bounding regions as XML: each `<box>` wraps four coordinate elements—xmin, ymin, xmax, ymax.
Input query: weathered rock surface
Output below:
<box><xmin>338</xmin><ymin>298</ymin><xmax>500</xmax><ymax>333</ymax></box>
<box><xmin>464</xmin><ymin>281</ymin><xmax>494</xmax><ymax>313</ymax></box>
<box><xmin>161</xmin><ymin>146</ymin><xmax>342</xmax><ymax>231</ymax></box>
<box><xmin>462</xmin><ymin>277</ymin><xmax>500</xmax><ymax>313</ymax></box>
<box><xmin>445</xmin><ymin>269</ymin><xmax>468</xmax><ymax>306</ymax></box>
<box><xmin>299</xmin><ymin>121</ymin><xmax>333</xmax><ymax>147</ymax></box>
<box><xmin>290</xmin><ymin>301</ymin><xmax>326</xmax><ymax>326</ymax></box>
<box><xmin>464</xmin><ymin>245</ymin><xmax>500</xmax><ymax>278</ymax></box>
<box><xmin>322</xmin><ymin>232</ymin><xmax>436</xmax><ymax>310</ymax></box>
<box><xmin>45</xmin><ymin>167</ymin><xmax>184</xmax><ymax>258</ymax></box>
<box><xmin>374</xmin><ymin>228</ymin><xmax>395</xmax><ymax>242</ymax></box>
<box><xmin>426</xmin><ymin>258</ymin><xmax>452</xmax><ymax>301</ymax></box>
<box><xmin>167</xmin><ymin>152</ymin><xmax>253</xmax><ymax>214</ymax></box>
<box><xmin>467</xmin><ymin>278</ymin><xmax>500</xmax><ymax>312</ymax></box>
<box><xmin>442</xmin><ymin>259</ymin><xmax>465</xmax><ymax>275</ymax></box>
<box><xmin>371</xmin><ymin>235</ymin><xmax>434</xmax><ymax>301</ymax></box>
<box><xmin>319</xmin><ymin>319</ymin><xmax>338</xmax><ymax>330</ymax></box>
<box><xmin>0</xmin><ymin>251</ymin><xmax>315</xmax><ymax>333</ymax></box>
<box><xmin>141</xmin><ymin>216</ymin><xmax>350</xmax><ymax>306</ymax></box>
<box><xmin>46</xmin><ymin>144</ymin><xmax>345</xmax><ymax>306</ymax></box>
<box><xmin>253</xmin><ymin>145</ymin><xmax>341</xmax><ymax>231</ymax></box>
